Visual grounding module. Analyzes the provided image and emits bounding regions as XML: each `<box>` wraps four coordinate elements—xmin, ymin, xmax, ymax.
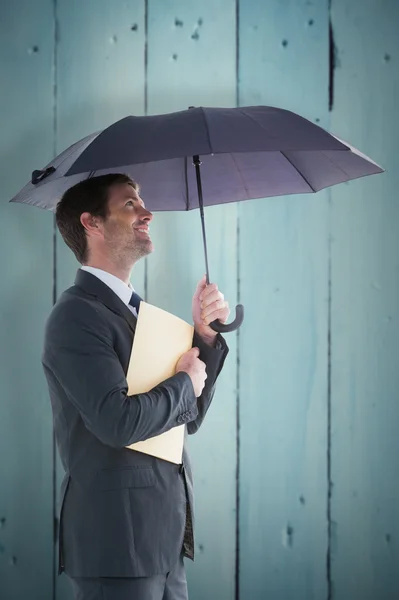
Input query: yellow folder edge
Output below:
<box><xmin>125</xmin><ymin>302</ymin><xmax>194</xmax><ymax>464</ymax></box>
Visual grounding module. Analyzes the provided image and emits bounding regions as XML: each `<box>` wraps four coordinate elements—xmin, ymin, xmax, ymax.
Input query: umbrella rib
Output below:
<box><xmin>230</xmin><ymin>154</ymin><xmax>251</xmax><ymax>199</ymax></box>
<box><xmin>42</xmin><ymin>132</ymin><xmax>100</xmax><ymax>180</ymax></box>
<box><xmin>280</xmin><ymin>151</ymin><xmax>316</xmax><ymax>193</ymax></box>
<box><xmin>237</xmin><ymin>107</ymin><xmax>277</xmax><ymax>140</ymax></box>
<box><xmin>200</xmin><ymin>107</ymin><xmax>213</xmax><ymax>153</ymax></box>
<box><xmin>319</xmin><ymin>150</ymin><xmax>351</xmax><ymax>178</ymax></box>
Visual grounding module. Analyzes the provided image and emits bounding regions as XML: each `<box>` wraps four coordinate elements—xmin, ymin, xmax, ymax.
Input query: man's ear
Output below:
<box><xmin>80</xmin><ymin>212</ymin><xmax>101</xmax><ymax>234</ymax></box>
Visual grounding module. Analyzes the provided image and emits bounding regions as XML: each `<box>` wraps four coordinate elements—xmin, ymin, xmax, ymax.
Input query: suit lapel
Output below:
<box><xmin>74</xmin><ymin>269</ymin><xmax>137</xmax><ymax>334</ymax></box>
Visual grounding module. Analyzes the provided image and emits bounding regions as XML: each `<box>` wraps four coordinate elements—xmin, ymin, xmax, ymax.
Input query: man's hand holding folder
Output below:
<box><xmin>176</xmin><ymin>347</ymin><xmax>207</xmax><ymax>397</ymax></box>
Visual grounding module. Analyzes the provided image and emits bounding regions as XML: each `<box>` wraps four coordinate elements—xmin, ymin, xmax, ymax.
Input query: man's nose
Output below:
<box><xmin>140</xmin><ymin>209</ymin><xmax>153</xmax><ymax>222</ymax></box>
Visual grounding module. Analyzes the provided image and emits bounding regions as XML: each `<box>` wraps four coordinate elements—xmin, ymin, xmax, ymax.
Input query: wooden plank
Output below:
<box><xmin>0</xmin><ymin>1</ymin><xmax>54</xmax><ymax>597</ymax></box>
<box><xmin>330</xmin><ymin>2</ymin><xmax>399</xmax><ymax>599</ymax></box>
<box><xmin>56</xmin><ymin>0</ymin><xmax>146</xmax><ymax>298</ymax></box>
<box><xmin>238</xmin><ymin>1</ymin><xmax>330</xmax><ymax>599</ymax></box>
<box><xmin>146</xmin><ymin>2</ymin><xmax>237</xmax><ymax>599</ymax></box>
<box><xmin>55</xmin><ymin>2</ymin><xmax>146</xmax><ymax>597</ymax></box>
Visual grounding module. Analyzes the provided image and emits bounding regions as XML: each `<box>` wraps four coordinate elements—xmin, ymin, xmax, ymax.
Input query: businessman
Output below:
<box><xmin>42</xmin><ymin>173</ymin><xmax>230</xmax><ymax>600</ymax></box>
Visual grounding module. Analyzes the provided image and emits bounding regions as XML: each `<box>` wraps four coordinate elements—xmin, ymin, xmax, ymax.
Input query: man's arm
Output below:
<box><xmin>187</xmin><ymin>276</ymin><xmax>231</xmax><ymax>433</ymax></box>
<box><xmin>42</xmin><ymin>298</ymin><xmax>198</xmax><ymax>449</ymax></box>
<box><xmin>187</xmin><ymin>331</ymin><xmax>229</xmax><ymax>435</ymax></box>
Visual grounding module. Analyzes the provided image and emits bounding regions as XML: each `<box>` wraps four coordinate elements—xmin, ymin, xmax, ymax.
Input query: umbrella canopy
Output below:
<box><xmin>10</xmin><ymin>106</ymin><xmax>383</xmax><ymax>213</ymax></box>
<box><xmin>10</xmin><ymin>105</ymin><xmax>384</xmax><ymax>332</ymax></box>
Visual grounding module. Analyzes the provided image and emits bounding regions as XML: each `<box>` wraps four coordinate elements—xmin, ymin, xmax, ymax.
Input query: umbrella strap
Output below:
<box><xmin>193</xmin><ymin>155</ymin><xmax>211</xmax><ymax>285</ymax></box>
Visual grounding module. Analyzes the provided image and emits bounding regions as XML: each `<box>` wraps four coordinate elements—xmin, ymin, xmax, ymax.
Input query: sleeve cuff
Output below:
<box><xmin>193</xmin><ymin>331</ymin><xmax>228</xmax><ymax>355</ymax></box>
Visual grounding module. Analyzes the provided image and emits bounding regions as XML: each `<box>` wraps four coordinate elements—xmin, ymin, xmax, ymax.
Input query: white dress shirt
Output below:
<box><xmin>81</xmin><ymin>266</ymin><xmax>138</xmax><ymax>317</ymax></box>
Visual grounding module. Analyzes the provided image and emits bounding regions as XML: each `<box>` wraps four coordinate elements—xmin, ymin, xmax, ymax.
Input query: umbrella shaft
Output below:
<box><xmin>193</xmin><ymin>156</ymin><xmax>211</xmax><ymax>285</ymax></box>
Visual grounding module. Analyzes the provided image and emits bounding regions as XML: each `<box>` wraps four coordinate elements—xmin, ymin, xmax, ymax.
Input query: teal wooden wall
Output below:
<box><xmin>0</xmin><ymin>1</ymin><xmax>398</xmax><ymax>599</ymax></box>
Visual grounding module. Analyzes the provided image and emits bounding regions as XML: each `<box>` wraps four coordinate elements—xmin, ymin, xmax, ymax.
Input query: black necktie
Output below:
<box><xmin>129</xmin><ymin>291</ymin><xmax>142</xmax><ymax>314</ymax></box>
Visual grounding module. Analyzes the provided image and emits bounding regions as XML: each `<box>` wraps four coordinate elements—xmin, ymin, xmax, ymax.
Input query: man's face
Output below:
<box><xmin>101</xmin><ymin>182</ymin><xmax>154</xmax><ymax>262</ymax></box>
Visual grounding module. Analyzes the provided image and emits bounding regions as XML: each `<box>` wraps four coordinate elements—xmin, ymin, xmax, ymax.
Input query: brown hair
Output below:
<box><xmin>56</xmin><ymin>173</ymin><xmax>137</xmax><ymax>264</ymax></box>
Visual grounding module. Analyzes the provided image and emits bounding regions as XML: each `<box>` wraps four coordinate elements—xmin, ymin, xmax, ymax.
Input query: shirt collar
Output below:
<box><xmin>81</xmin><ymin>266</ymin><xmax>134</xmax><ymax>306</ymax></box>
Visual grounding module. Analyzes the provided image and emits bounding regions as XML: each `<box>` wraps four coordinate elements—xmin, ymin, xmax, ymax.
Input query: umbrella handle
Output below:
<box><xmin>209</xmin><ymin>304</ymin><xmax>244</xmax><ymax>333</ymax></box>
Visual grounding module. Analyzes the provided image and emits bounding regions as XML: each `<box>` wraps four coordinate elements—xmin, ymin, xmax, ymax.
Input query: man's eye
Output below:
<box><xmin>126</xmin><ymin>201</ymin><xmax>134</xmax><ymax>206</ymax></box>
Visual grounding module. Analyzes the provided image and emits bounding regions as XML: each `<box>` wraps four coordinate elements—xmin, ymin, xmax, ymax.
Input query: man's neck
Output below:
<box><xmin>83</xmin><ymin>260</ymin><xmax>132</xmax><ymax>286</ymax></box>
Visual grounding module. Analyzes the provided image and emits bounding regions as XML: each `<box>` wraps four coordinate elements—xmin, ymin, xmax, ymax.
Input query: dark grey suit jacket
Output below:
<box><xmin>42</xmin><ymin>269</ymin><xmax>228</xmax><ymax>578</ymax></box>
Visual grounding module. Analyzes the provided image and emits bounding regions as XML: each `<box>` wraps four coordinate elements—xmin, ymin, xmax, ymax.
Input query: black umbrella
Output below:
<box><xmin>10</xmin><ymin>105</ymin><xmax>384</xmax><ymax>333</ymax></box>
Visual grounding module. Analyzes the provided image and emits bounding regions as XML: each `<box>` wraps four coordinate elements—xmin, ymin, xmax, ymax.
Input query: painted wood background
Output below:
<box><xmin>0</xmin><ymin>1</ymin><xmax>398</xmax><ymax>599</ymax></box>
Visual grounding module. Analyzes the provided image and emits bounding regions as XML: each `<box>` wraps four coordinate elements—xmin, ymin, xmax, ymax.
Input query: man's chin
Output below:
<box><xmin>145</xmin><ymin>240</ymin><xmax>155</xmax><ymax>254</ymax></box>
<box><xmin>134</xmin><ymin>240</ymin><xmax>154</xmax><ymax>259</ymax></box>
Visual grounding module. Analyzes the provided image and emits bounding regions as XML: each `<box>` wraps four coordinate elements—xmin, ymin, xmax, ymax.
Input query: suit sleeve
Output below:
<box><xmin>186</xmin><ymin>331</ymin><xmax>229</xmax><ymax>435</ymax></box>
<box><xmin>42</xmin><ymin>299</ymin><xmax>198</xmax><ymax>449</ymax></box>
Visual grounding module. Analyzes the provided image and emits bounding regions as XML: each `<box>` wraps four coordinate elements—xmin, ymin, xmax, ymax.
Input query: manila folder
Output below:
<box><xmin>125</xmin><ymin>301</ymin><xmax>194</xmax><ymax>464</ymax></box>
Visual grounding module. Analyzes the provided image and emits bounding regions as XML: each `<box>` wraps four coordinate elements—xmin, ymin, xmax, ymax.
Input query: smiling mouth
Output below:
<box><xmin>134</xmin><ymin>227</ymin><xmax>150</xmax><ymax>237</ymax></box>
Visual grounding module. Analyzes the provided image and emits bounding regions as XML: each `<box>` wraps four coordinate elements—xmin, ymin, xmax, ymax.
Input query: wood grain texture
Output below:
<box><xmin>238</xmin><ymin>1</ymin><xmax>330</xmax><ymax>598</ymax></box>
<box><xmin>0</xmin><ymin>1</ymin><xmax>54</xmax><ymax>598</ymax></box>
<box><xmin>56</xmin><ymin>0</ymin><xmax>146</xmax><ymax>296</ymax></box>
<box><xmin>1</xmin><ymin>2</ymin><xmax>398</xmax><ymax>599</ymax></box>
<box><xmin>55</xmin><ymin>2</ymin><xmax>146</xmax><ymax>598</ymax></box>
<box><xmin>330</xmin><ymin>1</ymin><xmax>399</xmax><ymax>598</ymax></box>
<box><xmin>146</xmin><ymin>2</ymin><xmax>237</xmax><ymax>599</ymax></box>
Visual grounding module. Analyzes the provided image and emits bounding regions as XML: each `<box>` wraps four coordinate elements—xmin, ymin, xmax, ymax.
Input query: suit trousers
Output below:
<box><xmin>68</xmin><ymin>555</ymin><xmax>188</xmax><ymax>600</ymax></box>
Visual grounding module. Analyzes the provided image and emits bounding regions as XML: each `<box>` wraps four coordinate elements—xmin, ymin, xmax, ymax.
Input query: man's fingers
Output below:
<box><xmin>201</xmin><ymin>289</ymin><xmax>224</xmax><ymax>309</ymax></box>
<box><xmin>202</xmin><ymin>299</ymin><xmax>228</xmax><ymax>321</ymax></box>
<box><xmin>194</xmin><ymin>275</ymin><xmax>207</xmax><ymax>298</ymax></box>
<box><xmin>189</xmin><ymin>347</ymin><xmax>200</xmax><ymax>358</ymax></box>
<box><xmin>199</xmin><ymin>282</ymin><xmax>219</xmax><ymax>301</ymax></box>
<box><xmin>202</xmin><ymin>303</ymin><xmax>230</xmax><ymax>325</ymax></box>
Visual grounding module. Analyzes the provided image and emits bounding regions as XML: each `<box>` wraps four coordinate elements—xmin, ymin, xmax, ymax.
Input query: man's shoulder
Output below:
<box><xmin>42</xmin><ymin>286</ymin><xmax>114</xmax><ymax>359</ymax></box>
<box><xmin>45</xmin><ymin>286</ymin><xmax>101</xmax><ymax>333</ymax></box>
